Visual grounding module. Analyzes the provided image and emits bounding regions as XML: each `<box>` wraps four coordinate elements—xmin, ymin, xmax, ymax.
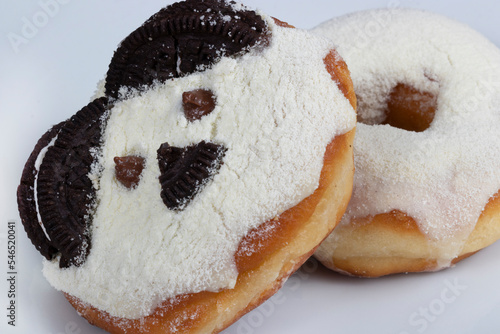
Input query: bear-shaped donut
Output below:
<box><xmin>17</xmin><ymin>0</ymin><xmax>356</xmax><ymax>332</ymax></box>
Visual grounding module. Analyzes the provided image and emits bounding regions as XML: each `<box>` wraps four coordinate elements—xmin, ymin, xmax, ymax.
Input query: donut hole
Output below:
<box><xmin>382</xmin><ymin>83</ymin><xmax>437</xmax><ymax>132</ymax></box>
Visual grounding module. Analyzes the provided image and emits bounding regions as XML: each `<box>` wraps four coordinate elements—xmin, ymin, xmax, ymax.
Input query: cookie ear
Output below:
<box><xmin>17</xmin><ymin>122</ymin><xmax>66</xmax><ymax>261</ymax></box>
<box><xmin>104</xmin><ymin>0</ymin><xmax>270</xmax><ymax>99</ymax></box>
<box><xmin>34</xmin><ymin>97</ymin><xmax>108</xmax><ymax>268</ymax></box>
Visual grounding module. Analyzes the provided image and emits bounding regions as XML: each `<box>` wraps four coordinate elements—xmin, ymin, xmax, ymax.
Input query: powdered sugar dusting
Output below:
<box><xmin>42</xmin><ymin>13</ymin><xmax>355</xmax><ymax>319</ymax></box>
<box><xmin>313</xmin><ymin>9</ymin><xmax>500</xmax><ymax>262</ymax></box>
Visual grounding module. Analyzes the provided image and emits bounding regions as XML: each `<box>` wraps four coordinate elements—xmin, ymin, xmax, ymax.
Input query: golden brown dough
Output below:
<box><xmin>318</xmin><ymin>192</ymin><xmax>500</xmax><ymax>277</ymax></box>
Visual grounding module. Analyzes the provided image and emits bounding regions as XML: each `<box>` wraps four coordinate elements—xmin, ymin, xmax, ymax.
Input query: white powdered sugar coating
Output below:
<box><xmin>42</xmin><ymin>16</ymin><xmax>355</xmax><ymax>319</ymax></box>
<box><xmin>313</xmin><ymin>9</ymin><xmax>500</xmax><ymax>261</ymax></box>
<box><xmin>91</xmin><ymin>79</ymin><xmax>106</xmax><ymax>101</ymax></box>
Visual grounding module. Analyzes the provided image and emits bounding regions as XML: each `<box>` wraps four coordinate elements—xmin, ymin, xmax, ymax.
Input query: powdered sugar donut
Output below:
<box><xmin>17</xmin><ymin>0</ymin><xmax>356</xmax><ymax>332</ymax></box>
<box><xmin>313</xmin><ymin>8</ymin><xmax>500</xmax><ymax>277</ymax></box>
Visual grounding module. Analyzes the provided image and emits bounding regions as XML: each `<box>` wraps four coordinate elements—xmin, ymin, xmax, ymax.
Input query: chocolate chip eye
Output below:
<box><xmin>114</xmin><ymin>156</ymin><xmax>146</xmax><ymax>189</ymax></box>
<box><xmin>157</xmin><ymin>141</ymin><xmax>226</xmax><ymax>211</ymax></box>
<box><xmin>182</xmin><ymin>89</ymin><xmax>216</xmax><ymax>121</ymax></box>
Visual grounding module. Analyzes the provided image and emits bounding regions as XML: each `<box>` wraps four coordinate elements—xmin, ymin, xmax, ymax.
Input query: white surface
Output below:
<box><xmin>1</xmin><ymin>1</ymin><xmax>499</xmax><ymax>333</ymax></box>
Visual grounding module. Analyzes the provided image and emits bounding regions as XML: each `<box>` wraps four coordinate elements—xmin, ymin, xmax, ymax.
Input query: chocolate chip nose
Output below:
<box><xmin>157</xmin><ymin>141</ymin><xmax>226</xmax><ymax>211</ymax></box>
<box><xmin>114</xmin><ymin>156</ymin><xmax>146</xmax><ymax>189</ymax></box>
<box><xmin>182</xmin><ymin>89</ymin><xmax>216</xmax><ymax>121</ymax></box>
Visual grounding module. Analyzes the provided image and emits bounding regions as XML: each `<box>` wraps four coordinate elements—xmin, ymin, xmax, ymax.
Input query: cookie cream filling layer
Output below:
<box><xmin>313</xmin><ymin>9</ymin><xmax>500</xmax><ymax>264</ymax></box>
<box><xmin>34</xmin><ymin>134</ymin><xmax>58</xmax><ymax>241</ymax></box>
<box><xmin>43</xmin><ymin>17</ymin><xmax>356</xmax><ymax>319</ymax></box>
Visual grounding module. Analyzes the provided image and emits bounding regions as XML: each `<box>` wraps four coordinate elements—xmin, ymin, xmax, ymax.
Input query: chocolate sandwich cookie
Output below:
<box><xmin>18</xmin><ymin>121</ymin><xmax>65</xmax><ymax>261</ymax></box>
<box><xmin>18</xmin><ymin>98</ymin><xmax>108</xmax><ymax>268</ymax></box>
<box><xmin>105</xmin><ymin>0</ymin><xmax>269</xmax><ymax>99</ymax></box>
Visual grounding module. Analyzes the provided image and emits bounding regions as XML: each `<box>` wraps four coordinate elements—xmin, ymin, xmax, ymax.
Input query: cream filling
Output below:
<box><xmin>34</xmin><ymin>134</ymin><xmax>58</xmax><ymax>242</ymax></box>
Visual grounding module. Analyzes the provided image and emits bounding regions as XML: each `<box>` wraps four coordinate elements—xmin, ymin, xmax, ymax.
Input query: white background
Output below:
<box><xmin>1</xmin><ymin>0</ymin><xmax>500</xmax><ymax>333</ymax></box>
